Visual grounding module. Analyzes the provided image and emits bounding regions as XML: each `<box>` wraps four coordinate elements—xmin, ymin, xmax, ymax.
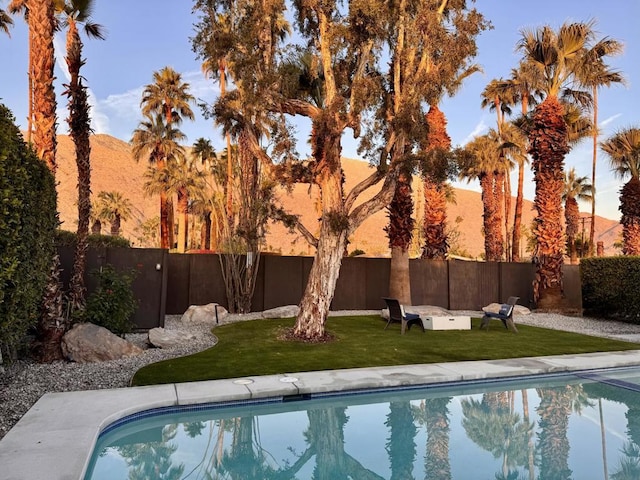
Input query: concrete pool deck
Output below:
<box><xmin>3</xmin><ymin>350</ymin><xmax>640</xmax><ymax>479</ymax></box>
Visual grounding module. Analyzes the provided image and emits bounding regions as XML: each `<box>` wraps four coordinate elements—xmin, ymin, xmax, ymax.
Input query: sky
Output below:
<box><xmin>1</xmin><ymin>0</ymin><xmax>638</xmax><ymax>222</ymax></box>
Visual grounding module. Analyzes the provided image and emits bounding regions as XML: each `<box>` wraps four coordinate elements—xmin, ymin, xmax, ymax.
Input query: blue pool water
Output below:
<box><xmin>85</xmin><ymin>368</ymin><xmax>640</xmax><ymax>479</ymax></box>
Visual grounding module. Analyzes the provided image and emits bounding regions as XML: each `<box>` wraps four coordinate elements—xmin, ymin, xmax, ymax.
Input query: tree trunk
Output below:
<box><xmin>176</xmin><ymin>188</ymin><xmax>188</xmax><ymax>253</ymax></box>
<box><xmin>620</xmin><ymin>178</ymin><xmax>640</xmax><ymax>256</ymax></box>
<box><xmin>91</xmin><ymin>219</ymin><xmax>101</xmax><ymax>234</ymax></box>
<box><xmin>421</xmin><ymin>177</ymin><xmax>448</xmax><ymax>260</ymax></box>
<box><xmin>590</xmin><ymin>86</ymin><xmax>598</xmax><ymax>257</ymax></box>
<box><xmin>159</xmin><ymin>191</ymin><xmax>170</xmax><ymax>249</ymax></box>
<box><xmin>29</xmin><ymin>0</ymin><xmax>57</xmax><ymax>173</ymax></box>
<box><xmin>529</xmin><ymin>97</ymin><xmax>568</xmax><ymax>306</ymax></box>
<box><xmin>389</xmin><ymin>247</ymin><xmax>411</xmax><ymax>304</ymax></box>
<box><xmin>512</xmin><ymin>159</ymin><xmax>525</xmax><ymax>261</ymax></box>
<box><xmin>387</xmin><ymin>169</ymin><xmax>414</xmax><ymax>304</ymax></box>
<box><xmin>564</xmin><ymin>197</ymin><xmax>579</xmax><ymax>265</ymax></box>
<box><xmin>110</xmin><ymin>213</ymin><xmax>121</xmax><ymax>236</ymax></box>
<box><xmin>65</xmin><ymin>19</ymin><xmax>91</xmax><ymax>312</ymax></box>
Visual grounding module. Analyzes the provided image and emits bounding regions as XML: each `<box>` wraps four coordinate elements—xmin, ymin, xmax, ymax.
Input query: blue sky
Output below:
<box><xmin>1</xmin><ymin>0</ymin><xmax>638</xmax><ymax>221</ymax></box>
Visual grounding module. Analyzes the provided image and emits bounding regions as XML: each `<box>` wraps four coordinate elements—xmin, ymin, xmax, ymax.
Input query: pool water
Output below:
<box><xmin>85</xmin><ymin>368</ymin><xmax>640</xmax><ymax>480</ymax></box>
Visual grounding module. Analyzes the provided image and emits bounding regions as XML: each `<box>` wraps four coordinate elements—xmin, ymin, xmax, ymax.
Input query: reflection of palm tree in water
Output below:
<box><xmin>385</xmin><ymin>401</ymin><xmax>417</xmax><ymax>480</ymax></box>
<box><xmin>535</xmin><ymin>387</ymin><xmax>575</xmax><ymax>480</ymax></box>
<box><xmin>117</xmin><ymin>424</ymin><xmax>185</xmax><ymax>480</ymax></box>
<box><xmin>415</xmin><ymin>397</ymin><xmax>452</xmax><ymax>480</ymax></box>
<box><xmin>462</xmin><ymin>391</ymin><xmax>532</xmax><ymax>479</ymax></box>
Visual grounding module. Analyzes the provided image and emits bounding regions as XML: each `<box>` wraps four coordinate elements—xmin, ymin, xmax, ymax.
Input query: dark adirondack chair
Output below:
<box><xmin>480</xmin><ymin>296</ymin><xmax>519</xmax><ymax>333</ymax></box>
<box><xmin>382</xmin><ymin>297</ymin><xmax>425</xmax><ymax>334</ymax></box>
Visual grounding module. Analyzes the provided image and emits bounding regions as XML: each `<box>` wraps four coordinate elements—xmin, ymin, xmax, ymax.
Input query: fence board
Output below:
<box><xmin>410</xmin><ymin>260</ymin><xmax>449</xmax><ymax>308</ymax></box>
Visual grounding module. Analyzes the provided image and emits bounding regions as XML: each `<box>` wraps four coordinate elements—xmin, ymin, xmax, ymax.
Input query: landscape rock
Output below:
<box><xmin>483</xmin><ymin>303</ymin><xmax>531</xmax><ymax>315</ymax></box>
<box><xmin>262</xmin><ymin>305</ymin><xmax>300</xmax><ymax>318</ymax></box>
<box><xmin>148</xmin><ymin>328</ymin><xmax>202</xmax><ymax>349</ymax></box>
<box><xmin>61</xmin><ymin>323</ymin><xmax>143</xmax><ymax>363</ymax></box>
<box><xmin>181</xmin><ymin>303</ymin><xmax>228</xmax><ymax>324</ymax></box>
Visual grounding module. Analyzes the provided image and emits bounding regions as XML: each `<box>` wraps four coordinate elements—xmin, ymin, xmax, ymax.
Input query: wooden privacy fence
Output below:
<box><xmin>58</xmin><ymin>248</ymin><xmax>582</xmax><ymax>330</ymax></box>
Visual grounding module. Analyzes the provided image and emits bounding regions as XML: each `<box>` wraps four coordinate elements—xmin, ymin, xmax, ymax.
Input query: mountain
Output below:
<box><xmin>54</xmin><ymin>133</ymin><xmax>622</xmax><ymax>258</ymax></box>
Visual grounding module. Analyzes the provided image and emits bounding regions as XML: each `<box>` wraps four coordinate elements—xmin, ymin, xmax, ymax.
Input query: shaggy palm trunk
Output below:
<box><xmin>91</xmin><ymin>219</ymin><xmax>101</xmax><ymax>234</ymax></box>
<box><xmin>536</xmin><ymin>387</ymin><xmax>573</xmax><ymax>480</ymax></box>
<box><xmin>387</xmin><ymin>170</ymin><xmax>414</xmax><ymax>304</ymax></box>
<box><xmin>424</xmin><ymin>397</ymin><xmax>452</xmax><ymax>480</ymax></box>
<box><xmin>421</xmin><ymin>177</ymin><xmax>448</xmax><ymax>260</ymax></box>
<box><xmin>176</xmin><ymin>188</ymin><xmax>188</xmax><ymax>253</ymax></box>
<box><xmin>564</xmin><ymin>197</ymin><xmax>580</xmax><ymax>264</ymax></box>
<box><xmin>480</xmin><ymin>173</ymin><xmax>502</xmax><ymax>261</ymax></box>
<box><xmin>386</xmin><ymin>401</ymin><xmax>417</xmax><ymax>480</ymax></box>
<box><xmin>201</xmin><ymin>212</ymin><xmax>211</xmax><ymax>250</ymax></box>
<box><xmin>30</xmin><ymin>0</ymin><xmax>57</xmax><ymax>172</ymax></box>
<box><xmin>620</xmin><ymin>177</ymin><xmax>640</xmax><ymax>255</ymax></box>
<box><xmin>34</xmin><ymin>255</ymin><xmax>65</xmax><ymax>362</ymax></box>
<box><xmin>492</xmin><ymin>170</ymin><xmax>505</xmax><ymax>261</ymax></box>
<box><xmin>529</xmin><ymin>97</ymin><xmax>568</xmax><ymax>306</ymax></box>
<box><xmin>66</xmin><ymin>20</ymin><xmax>91</xmax><ymax>312</ymax></box>
<box><xmin>294</xmin><ymin>127</ymin><xmax>346</xmax><ymax>340</ymax></box>
<box><xmin>590</xmin><ymin>87</ymin><xmax>598</xmax><ymax>257</ymax></box>
<box><xmin>110</xmin><ymin>213</ymin><xmax>121</xmax><ymax>236</ymax></box>
<box><xmin>422</xmin><ymin>105</ymin><xmax>451</xmax><ymax>259</ymax></box>
<box><xmin>512</xmin><ymin>161</ymin><xmax>525</xmax><ymax>261</ymax></box>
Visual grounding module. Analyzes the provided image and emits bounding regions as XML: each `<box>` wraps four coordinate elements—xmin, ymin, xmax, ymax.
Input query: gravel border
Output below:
<box><xmin>2</xmin><ymin>311</ymin><xmax>640</xmax><ymax>441</ymax></box>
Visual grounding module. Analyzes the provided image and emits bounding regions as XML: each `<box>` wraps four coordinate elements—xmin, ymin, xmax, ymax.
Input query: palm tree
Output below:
<box><xmin>145</xmin><ymin>158</ymin><xmax>207</xmax><ymax>253</ymax></box>
<box><xmin>57</xmin><ymin>0</ymin><xmax>105</xmax><ymax>312</ymax></box>
<box><xmin>0</xmin><ymin>7</ymin><xmax>13</xmax><ymax>35</ymax></box>
<box><xmin>601</xmin><ymin>127</ymin><xmax>640</xmax><ymax>255</ymax></box>
<box><xmin>577</xmin><ymin>35</ymin><xmax>625</xmax><ymax>256</ymax></box>
<box><xmin>517</xmin><ymin>21</ymin><xmax>595</xmax><ymax>308</ymax></box>
<box><xmin>140</xmin><ymin>67</ymin><xmax>195</xmax><ymax>249</ymax></box>
<box><xmin>94</xmin><ymin>191</ymin><xmax>133</xmax><ymax>236</ymax></box>
<box><xmin>563</xmin><ymin>168</ymin><xmax>593</xmax><ymax>264</ymax></box>
<box><xmin>191</xmin><ymin>137</ymin><xmax>218</xmax><ymax>250</ymax></box>
<box><xmin>461</xmin><ymin>132</ymin><xmax>506</xmax><ymax>261</ymax></box>
<box><xmin>130</xmin><ymin>113</ymin><xmax>187</xmax><ymax>249</ymax></box>
<box><xmin>481</xmin><ymin>78</ymin><xmax>513</xmax><ymax>136</ymax></box>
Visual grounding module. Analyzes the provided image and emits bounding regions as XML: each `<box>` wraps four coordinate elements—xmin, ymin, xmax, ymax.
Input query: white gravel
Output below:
<box><xmin>2</xmin><ymin>311</ymin><xmax>640</xmax><ymax>441</ymax></box>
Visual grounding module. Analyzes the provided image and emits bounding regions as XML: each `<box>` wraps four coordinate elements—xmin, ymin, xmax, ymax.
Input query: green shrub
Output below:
<box><xmin>0</xmin><ymin>104</ymin><xmax>58</xmax><ymax>360</ymax></box>
<box><xmin>80</xmin><ymin>265</ymin><xmax>138</xmax><ymax>336</ymax></box>
<box><xmin>581</xmin><ymin>256</ymin><xmax>640</xmax><ymax>322</ymax></box>
<box><xmin>55</xmin><ymin>229</ymin><xmax>131</xmax><ymax>248</ymax></box>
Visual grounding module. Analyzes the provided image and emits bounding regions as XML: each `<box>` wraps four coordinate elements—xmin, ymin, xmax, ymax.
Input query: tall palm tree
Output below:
<box><xmin>94</xmin><ymin>191</ymin><xmax>133</xmax><ymax>236</ymax></box>
<box><xmin>0</xmin><ymin>7</ymin><xmax>13</xmax><ymax>35</ymax></box>
<box><xmin>191</xmin><ymin>137</ymin><xmax>218</xmax><ymax>250</ymax></box>
<box><xmin>577</xmin><ymin>35</ymin><xmax>625</xmax><ymax>256</ymax></box>
<box><xmin>130</xmin><ymin>113</ymin><xmax>187</xmax><ymax>249</ymax></box>
<box><xmin>140</xmin><ymin>67</ymin><xmax>195</xmax><ymax>249</ymax></box>
<box><xmin>517</xmin><ymin>21</ymin><xmax>595</xmax><ymax>307</ymax></box>
<box><xmin>601</xmin><ymin>127</ymin><xmax>640</xmax><ymax>255</ymax></box>
<box><xmin>562</xmin><ymin>168</ymin><xmax>593</xmax><ymax>264</ymax></box>
<box><xmin>57</xmin><ymin>0</ymin><xmax>105</xmax><ymax>311</ymax></box>
<box><xmin>480</xmin><ymin>78</ymin><xmax>513</xmax><ymax>136</ymax></box>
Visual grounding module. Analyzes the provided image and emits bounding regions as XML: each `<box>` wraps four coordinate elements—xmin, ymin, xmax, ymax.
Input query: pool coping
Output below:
<box><xmin>3</xmin><ymin>350</ymin><xmax>640</xmax><ymax>480</ymax></box>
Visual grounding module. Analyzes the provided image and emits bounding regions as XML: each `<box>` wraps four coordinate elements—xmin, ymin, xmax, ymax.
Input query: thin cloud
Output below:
<box><xmin>599</xmin><ymin>113</ymin><xmax>623</xmax><ymax>128</ymax></box>
<box><xmin>462</xmin><ymin>118</ymin><xmax>489</xmax><ymax>145</ymax></box>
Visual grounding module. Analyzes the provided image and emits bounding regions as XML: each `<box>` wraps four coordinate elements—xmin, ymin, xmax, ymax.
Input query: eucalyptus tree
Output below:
<box><xmin>601</xmin><ymin>127</ymin><xmax>640</xmax><ymax>255</ymax></box>
<box><xmin>562</xmin><ymin>168</ymin><xmax>592</xmax><ymax>264</ymax></box>
<box><xmin>516</xmin><ymin>21</ymin><xmax>597</xmax><ymax>308</ymax></box>
<box><xmin>130</xmin><ymin>113</ymin><xmax>187</xmax><ymax>249</ymax></box>
<box><xmin>140</xmin><ymin>67</ymin><xmax>195</xmax><ymax>249</ymax></box>
<box><xmin>195</xmin><ymin>0</ymin><xmax>469</xmax><ymax>339</ymax></box>
<box><xmin>386</xmin><ymin>1</ymin><xmax>488</xmax><ymax>302</ymax></box>
<box><xmin>56</xmin><ymin>0</ymin><xmax>105</xmax><ymax>311</ymax></box>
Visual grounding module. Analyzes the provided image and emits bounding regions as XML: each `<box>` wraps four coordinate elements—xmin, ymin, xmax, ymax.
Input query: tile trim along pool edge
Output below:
<box><xmin>4</xmin><ymin>350</ymin><xmax>640</xmax><ymax>480</ymax></box>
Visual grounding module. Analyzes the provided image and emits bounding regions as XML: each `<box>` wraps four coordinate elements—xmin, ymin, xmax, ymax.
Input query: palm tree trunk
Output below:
<box><xmin>512</xmin><ymin>160</ymin><xmax>525</xmax><ymax>261</ymax></box>
<box><xmin>590</xmin><ymin>86</ymin><xmax>598</xmax><ymax>257</ymax></box>
<box><xmin>387</xmin><ymin>170</ymin><xmax>414</xmax><ymax>304</ymax></box>
<box><xmin>177</xmin><ymin>188</ymin><xmax>188</xmax><ymax>253</ymax></box>
<box><xmin>29</xmin><ymin>0</ymin><xmax>56</xmax><ymax>172</ymax></box>
<box><xmin>66</xmin><ymin>19</ymin><xmax>91</xmax><ymax>312</ymax></box>
<box><xmin>421</xmin><ymin>177</ymin><xmax>449</xmax><ymax>260</ymax></box>
<box><xmin>529</xmin><ymin>97</ymin><xmax>568</xmax><ymax>306</ymax></box>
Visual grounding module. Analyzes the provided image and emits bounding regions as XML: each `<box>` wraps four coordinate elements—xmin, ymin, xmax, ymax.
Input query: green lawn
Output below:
<box><xmin>131</xmin><ymin>315</ymin><xmax>640</xmax><ymax>386</ymax></box>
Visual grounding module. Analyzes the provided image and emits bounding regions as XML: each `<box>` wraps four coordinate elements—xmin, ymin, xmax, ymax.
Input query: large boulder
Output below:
<box><xmin>148</xmin><ymin>328</ymin><xmax>201</xmax><ymax>349</ymax></box>
<box><xmin>181</xmin><ymin>303</ymin><xmax>228</xmax><ymax>324</ymax></box>
<box><xmin>61</xmin><ymin>323</ymin><xmax>143</xmax><ymax>363</ymax></box>
<box><xmin>483</xmin><ymin>303</ymin><xmax>531</xmax><ymax>315</ymax></box>
<box><xmin>262</xmin><ymin>305</ymin><xmax>300</xmax><ymax>318</ymax></box>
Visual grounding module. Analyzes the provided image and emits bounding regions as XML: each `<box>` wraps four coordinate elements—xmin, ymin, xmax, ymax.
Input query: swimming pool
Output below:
<box><xmin>85</xmin><ymin>367</ymin><xmax>640</xmax><ymax>479</ymax></box>
<box><xmin>4</xmin><ymin>352</ymin><xmax>640</xmax><ymax>479</ymax></box>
